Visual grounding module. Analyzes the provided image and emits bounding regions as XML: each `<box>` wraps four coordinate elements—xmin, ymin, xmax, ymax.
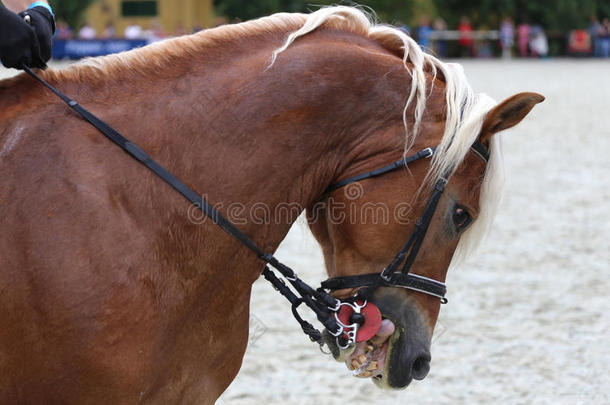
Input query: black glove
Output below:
<box><xmin>0</xmin><ymin>5</ymin><xmax>55</xmax><ymax>69</ymax></box>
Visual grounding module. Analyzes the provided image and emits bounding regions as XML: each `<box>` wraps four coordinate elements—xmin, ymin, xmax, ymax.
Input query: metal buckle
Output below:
<box><xmin>319</xmin><ymin>342</ymin><xmax>332</xmax><ymax>355</ymax></box>
<box><xmin>328</xmin><ymin>324</ymin><xmax>344</xmax><ymax>337</ymax></box>
<box><xmin>435</xmin><ymin>177</ymin><xmax>448</xmax><ymax>191</ymax></box>
<box><xmin>380</xmin><ymin>267</ymin><xmax>393</xmax><ymax>282</ymax></box>
<box><xmin>328</xmin><ymin>298</ymin><xmax>341</xmax><ymax>312</ymax></box>
<box><xmin>333</xmin><ymin>300</ymin><xmax>368</xmax><ymax>349</ymax></box>
<box><xmin>338</xmin><ymin>328</ymin><xmax>358</xmax><ymax>349</ymax></box>
<box><xmin>423</xmin><ymin>147</ymin><xmax>434</xmax><ymax>158</ymax></box>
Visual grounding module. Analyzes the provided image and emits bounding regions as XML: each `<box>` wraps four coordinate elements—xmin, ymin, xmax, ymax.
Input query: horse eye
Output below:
<box><xmin>453</xmin><ymin>205</ymin><xmax>472</xmax><ymax>232</ymax></box>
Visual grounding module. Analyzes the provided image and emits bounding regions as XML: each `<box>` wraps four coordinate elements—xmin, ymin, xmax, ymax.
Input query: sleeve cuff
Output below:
<box><xmin>28</xmin><ymin>1</ymin><xmax>53</xmax><ymax>17</ymax></box>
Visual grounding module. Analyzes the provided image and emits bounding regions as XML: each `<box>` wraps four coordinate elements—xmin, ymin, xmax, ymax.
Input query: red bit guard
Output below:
<box><xmin>336</xmin><ymin>300</ymin><xmax>382</xmax><ymax>343</ymax></box>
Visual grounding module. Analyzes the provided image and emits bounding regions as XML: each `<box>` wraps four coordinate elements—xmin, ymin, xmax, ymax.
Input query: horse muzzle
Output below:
<box><xmin>323</xmin><ymin>288</ymin><xmax>433</xmax><ymax>389</ymax></box>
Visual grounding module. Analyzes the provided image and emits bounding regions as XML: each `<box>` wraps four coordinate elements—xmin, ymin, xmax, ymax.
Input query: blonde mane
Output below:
<box><xmin>270</xmin><ymin>6</ymin><xmax>504</xmax><ymax>261</ymax></box>
<box><xmin>23</xmin><ymin>6</ymin><xmax>502</xmax><ymax>261</ymax></box>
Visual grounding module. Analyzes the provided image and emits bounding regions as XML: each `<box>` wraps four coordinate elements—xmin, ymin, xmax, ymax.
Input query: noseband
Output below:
<box><xmin>24</xmin><ymin>66</ymin><xmax>489</xmax><ymax>352</ymax></box>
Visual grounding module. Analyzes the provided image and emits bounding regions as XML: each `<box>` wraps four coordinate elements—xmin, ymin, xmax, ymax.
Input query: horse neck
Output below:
<box><xmin>16</xmin><ymin>30</ymin><xmax>424</xmax><ymax>275</ymax></box>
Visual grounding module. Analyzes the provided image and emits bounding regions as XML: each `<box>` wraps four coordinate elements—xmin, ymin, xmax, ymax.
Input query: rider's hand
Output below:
<box><xmin>19</xmin><ymin>6</ymin><xmax>55</xmax><ymax>68</ymax></box>
<box><xmin>0</xmin><ymin>5</ymin><xmax>55</xmax><ymax>69</ymax></box>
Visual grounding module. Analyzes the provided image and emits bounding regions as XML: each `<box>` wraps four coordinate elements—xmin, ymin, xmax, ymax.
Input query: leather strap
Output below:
<box><xmin>471</xmin><ymin>140</ymin><xmax>490</xmax><ymax>161</ymax></box>
<box><xmin>321</xmin><ymin>272</ymin><xmax>447</xmax><ymax>301</ymax></box>
<box><xmin>325</xmin><ymin>147</ymin><xmax>435</xmax><ymax>193</ymax></box>
<box><xmin>22</xmin><ymin>65</ymin><xmax>342</xmax><ymax>339</ymax></box>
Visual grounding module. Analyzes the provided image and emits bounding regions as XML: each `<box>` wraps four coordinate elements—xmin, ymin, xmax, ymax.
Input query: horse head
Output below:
<box><xmin>308</xmin><ymin>91</ymin><xmax>543</xmax><ymax>388</ymax></box>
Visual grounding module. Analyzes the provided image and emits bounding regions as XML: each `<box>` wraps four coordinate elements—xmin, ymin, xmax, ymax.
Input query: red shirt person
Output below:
<box><xmin>458</xmin><ymin>16</ymin><xmax>474</xmax><ymax>57</ymax></box>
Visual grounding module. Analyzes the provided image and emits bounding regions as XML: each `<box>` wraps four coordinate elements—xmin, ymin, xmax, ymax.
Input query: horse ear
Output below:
<box><xmin>480</xmin><ymin>92</ymin><xmax>545</xmax><ymax>142</ymax></box>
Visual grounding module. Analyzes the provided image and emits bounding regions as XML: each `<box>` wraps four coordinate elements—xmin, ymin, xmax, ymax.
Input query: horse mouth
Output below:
<box><xmin>344</xmin><ymin>318</ymin><xmax>395</xmax><ymax>380</ymax></box>
<box><xmin>325</xmin><ymin>308</ymin><xmax>431</xmax><ymax>389</ymax></box>
<box><xmin>325</xmin><ymin>317</ymin><xmax>407</xmax><ymax>387</ymax></box>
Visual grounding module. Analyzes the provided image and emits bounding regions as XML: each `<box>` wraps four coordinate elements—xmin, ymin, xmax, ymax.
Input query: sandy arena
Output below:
<box><xmin>3</xmin><ymin>59</ymin><xmax>608</xmax><ymax>404</ymax></box>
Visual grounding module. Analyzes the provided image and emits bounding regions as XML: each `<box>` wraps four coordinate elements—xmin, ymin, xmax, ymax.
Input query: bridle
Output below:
<box><xmin>318</xmin><ymin>141</ymin><xmax>488</xmax><ymax>348</ymax></box>
<box><xmin>321</xmin><ymin>141</ymin><xmax>490</xmax><ymax>305</ymax></box>
<box><xmin>22</xmin><ymin>66</ymin><xmax>489</xmax><ymax>352</ymax></box>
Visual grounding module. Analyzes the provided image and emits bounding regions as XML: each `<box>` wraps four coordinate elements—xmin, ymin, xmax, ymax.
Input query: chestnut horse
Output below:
<box><xmin>0</xmin><ymin>6</ymin><xmax>543</xmax><ymax>404</ymax></box>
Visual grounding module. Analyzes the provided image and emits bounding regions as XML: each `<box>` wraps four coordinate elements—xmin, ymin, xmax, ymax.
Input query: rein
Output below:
<box><xmin>22</xmin><ymin>65</ymin><xmax>488</xmax><ymax>351</ymax></box>
<box><xmin>22</xmin><ymin>65</ymin><xmax>340</xmax><ymax>346</ymax></box>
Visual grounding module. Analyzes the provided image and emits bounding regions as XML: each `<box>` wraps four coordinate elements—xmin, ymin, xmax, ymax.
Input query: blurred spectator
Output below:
<box><xmin>589</xmin><ymin>16</ymin><xmax>602</xmax><ymax>57</ymax></box>
<box><xmin>125</xmin><ymin>22</ymin><xmax>143</xmax><ymax>39</ymax></box>
<box><xmin>143</xmin><ymin>20</ymin><xmax>166</xmax><ymax>42</ymax></box>
<box><xmin>55</xmin><ymin>20</ymin><xmax>73</xmax><ymax>40</ymax></box>
<box><xmin>529</xmin><ymin>25</ymin><xmax>548</xmax><ymax>57</ymax></box>
<box><xmin>433</xmin><ymin>17</ymin><xmax>447</xmax><ymax>57</ymax></box>
<box><xmin>517</xmin><ymin>21</ymin><xmax>530</xmax><ymax>57</ymax></box>
<box><xmin>575</xmin><ymin>30</ymin><xmax>593</xmax><ymax>56</ymax></box>
<box><xmin>500</xmin><ymin>17</ymin><xmax>514</xmax><ymax>59</ymax></box>
<box><xmin>416</xmin><ymin>16</ymin><xmax>432</xmax><ymax>51</ymax></box>
<box><xmin>600</xmin><ymin>18</ymin><xmax>610</xmax><ymax>58</ymax></box>
<box><xmin>476</xmin><ymin>26</ymin><xmax>493</xmax><ymax>58</ymax></box>
<box><xmin>78</xmin><ymin>23</ymin><xmax>96</xmax><ymax>40</ymax></box>
<box><xmin>568</xmin><ymin>29</ymin><xmax>592</xmax><ymax>56</ymax></box>
<box><xmin>458</xmin><ymin>16</ymin><xmax>474</xmax><ymax>57</ymax></box>
<box><xmin>101</xmin><ymin>23</ymin><xmax>116</xmax><ymax>39</ymax></box>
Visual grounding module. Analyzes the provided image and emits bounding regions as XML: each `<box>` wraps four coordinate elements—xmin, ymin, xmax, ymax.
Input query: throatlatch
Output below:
<box><xmin>23</xmin><ymin>65</ymin><xmax>488</xmax><ymax>352</ymax></box>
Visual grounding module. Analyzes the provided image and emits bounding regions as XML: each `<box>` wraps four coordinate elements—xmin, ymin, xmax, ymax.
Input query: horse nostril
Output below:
<box><xmin>411</xmin><ymin>353</ymin><xmax>431</xmax><ymax>381</ymax></box>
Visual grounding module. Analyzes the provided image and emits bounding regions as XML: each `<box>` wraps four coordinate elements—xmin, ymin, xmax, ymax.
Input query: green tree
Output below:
<box><xmin>356</xmin><ymin>0</ymin><xmax>417</xmax><ymax>25</ymax></box>
<box><xmin>432</xmin><ymin>0</ymin><xmax>609</xmax><ymax>29</ymax></box>
<box><xmin>214</xmin><ymin>0</ymin><xmax>304</xmax><ymax>22</ymax></box>
<box><xmin>215</xmin><ymin>0</ymin><xmax>609</xmax><ymax>30</ymax></box>
<box><xmin>49</xmin><ymin>0</ymin><xmax>97</xmax><ymax>28</ymax></box>
<box><xmin>214</xmin><ymin>0</ymin><xmax>417</xmax><ymax>25</ymax></box>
